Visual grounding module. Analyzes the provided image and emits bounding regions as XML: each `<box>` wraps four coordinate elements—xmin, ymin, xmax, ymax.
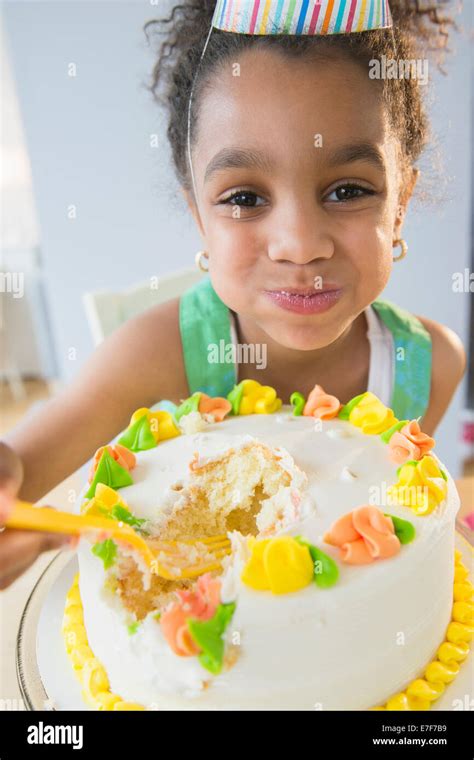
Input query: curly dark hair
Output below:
<box><xmin>144</xmin><ymin>1</ymin><xmax>459</xmax><ymax>198</ymax></box>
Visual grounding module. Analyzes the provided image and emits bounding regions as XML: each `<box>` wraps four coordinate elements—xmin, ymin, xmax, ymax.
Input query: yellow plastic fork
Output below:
<box><xmin>7</xmin><ymin>500</ymin><xmax>231</xmax><ymax>580</ymax></box>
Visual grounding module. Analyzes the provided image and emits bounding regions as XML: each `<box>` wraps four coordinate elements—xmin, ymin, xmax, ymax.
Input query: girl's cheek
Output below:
<box><xmin>210</xmin><ymin>230</ymin><xmax>260</xmax><ymax>276</ymax></box>
<box><xmin>337</xmin><ymin>220</ymin><xmax>392</xmax><ymax>300</ymax></box>
<box><xmin>209</xmin><ymin>247</ymin><xmax>259</xmax><ymax>312</ymax></box>
<box><xmin>356</xmin><ymin>234</ymin><xmax>393</xmax><ymax>296</ymax></box>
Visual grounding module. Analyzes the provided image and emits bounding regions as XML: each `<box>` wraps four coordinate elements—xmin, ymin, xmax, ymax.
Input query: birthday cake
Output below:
<box><xmin>63</xmin><ymin>382</ymin><xmax>472</xmax><ymax>710</ymax></box>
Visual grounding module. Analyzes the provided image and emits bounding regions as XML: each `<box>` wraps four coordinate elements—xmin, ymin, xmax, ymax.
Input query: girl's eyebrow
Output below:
<box><xmin>204</xmin><ymin>142</ymin><xmax>385</xmax><ymax>184</ymax></box>
<box><xmin>204</xmin><ymin>147</ymin><xmax>274</xmax><ymax>184</ymax></box>
<box><xmin>326</xmin><ymin>143</ymin><xmax>386</xmax><ymax>172</ymax></box>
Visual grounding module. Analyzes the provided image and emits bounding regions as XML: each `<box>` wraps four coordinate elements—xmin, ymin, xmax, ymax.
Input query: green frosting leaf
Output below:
<box><xmin>118</xmin><ymin>414</ymin><xmax>157</xmax><ymax>452</ymax></box>
<box><xmin>175</xmin><ymin>392</ymin><xmax>201</xmax><ymax>422</ymax></box>
<box><xmin>85</xmin><ymin>449</ymin><xmax>134</xmax><ymax>498</ymax></box>
<box><xmin>110</xmin><ymin>504</ymin><xmax>148</xmax><ymax>533</ymax></box>
<box><xmin>127</xmin><ymin>621</ymin><xmax>141</xmax><ymax>635</ymax></box>
<box><xmin>187</xmin><ymin>602</ymin><xmax>236</xmax><ymax>675</ymax></box>
<box><xmin>380</xmin><ymin>419</ymin><xmax>408</xmax><ymax>444</ymax></box>
<box><xmin>295</xmin><ymin>536</ymin><xmax>339</xmax><ymax>589</ymax></box>
<box><xmin>227</xmin><ymin>382</ymin><xmax>244</xmax><ymax>416</ymax></box>
<box><xmin>384</xmin><ymin>513</ymin><xmax>416</xmax><ymax>544</ymax></box>
<box><xmin>290</xmin><ymin>391</ymin><xmax>305</xmax><ymax>416</ymax></box>
<box><xmin>338</xmin><ymin>393</ymin><xmax>366</xmax><ymax>420</ymax></box>
<box><xmin>92</xmin><ymin>538</ymin><xmax>117</xmax><ymax>569</ymax></box>
<box><xmin>396</xmin><ymin>459</ymin><xmax>418</xmax><ymax>478</ymax></box>
<box><xmin>439</xmin><ymin>468</ymin><xmax>448</xmax><ymax>481</ymax></box>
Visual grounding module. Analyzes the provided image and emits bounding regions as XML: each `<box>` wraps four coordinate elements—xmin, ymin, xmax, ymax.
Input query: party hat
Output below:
<box><xmin>212</xmin><ymin>0</ymin><xmax>393</xmax><ymax>36</ymax></box>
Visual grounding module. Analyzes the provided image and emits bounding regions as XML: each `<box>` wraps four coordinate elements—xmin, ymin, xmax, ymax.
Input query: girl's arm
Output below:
<box><xmin>0</xmin><ymin>297</ymin><xmax>187</xmax><ymax>589</ymax></box>
<box><xmin>4</xmin><ymin>297</ymin><xmax>187</xmax><ymax>503</ymax></box>
<box><xmin>417</xmin><ymin>316</ymin><xmax>467</xmax><ymax>436</ymax></box>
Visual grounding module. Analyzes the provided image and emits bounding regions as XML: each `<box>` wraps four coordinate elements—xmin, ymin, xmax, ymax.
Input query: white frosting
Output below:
<box><xmin>76</xmin><ymin>409</ymin><xmax>459</xmax><ymax>710</ymax></box>
<box><xmin>178</xmin><ymin>411</ymin><xmax>209</xmax><ymax>435</ymax></box>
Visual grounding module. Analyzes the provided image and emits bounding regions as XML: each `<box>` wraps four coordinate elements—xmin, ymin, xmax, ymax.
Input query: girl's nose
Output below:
<box><xmin>266</xmin><ymin>202</ymin><xmax>334</xmax><ymax>265</ymax></box>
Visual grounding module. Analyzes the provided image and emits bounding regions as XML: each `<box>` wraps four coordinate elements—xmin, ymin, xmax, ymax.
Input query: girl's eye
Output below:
<box><xmin>218</xmin><ymin>184</ymin><xmax>375</xmax><ymax>208</ymax></box>
<box><xmin>220</xmin><ymin>190</ymin><xmax>265</xmax><ymax>207</ymax></box>
<box><xmin>325</xmin><ymin>184</ymin><xmax>375</xmax><ymax>202</ymax></box>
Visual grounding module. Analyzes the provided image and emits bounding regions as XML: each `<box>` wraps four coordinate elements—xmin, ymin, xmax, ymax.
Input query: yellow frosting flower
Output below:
<box><xmin>417</xmin><ymin>455</ymin><xmax>448</xmax><ymax>501</ymax></box>
<box><xmin>241</xmin><ymin>538</ymin><xmax>271</xmax><ymax>590</ymax></box>
<box><xmin>387</xmin><ymin>462</ymin><xmax>423</xmax><ymax>510</ymax></box>
<box><xmin>82</xmin><ymin>484</ymin><xmax>126</xmax><ymax>516</ymax></box>
<box><xmin>387</xmin><ymin>455</ymin><xmax>447</xmax><ymax>515</ymax></box>
<box><xmin>238</xmin><ymin>380</ymin><xmax>282</xmax><ymax>415</ymax></box>
<box><xmin>241</xmin><ymin>536</ymin><xmax>314</xmax><ymax>594</ymax></box>
<box><xmin>130</xmin><ymin>407</ymin><xmax>180</xmax><ymax>442</ymax></box>
<box><xmin>349</xmin><ymin>392</ymin><xmax>397</xmax><ymax>434</ymax></box>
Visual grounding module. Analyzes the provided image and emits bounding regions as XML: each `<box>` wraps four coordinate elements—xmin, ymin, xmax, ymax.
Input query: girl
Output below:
<box><xmin>0</xmin><ymin>0</ymin><xmax>466</xmax><ymax>589</ymax></box>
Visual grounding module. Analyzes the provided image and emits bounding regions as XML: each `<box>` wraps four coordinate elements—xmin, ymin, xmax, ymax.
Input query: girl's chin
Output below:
<box><xmin>262</xmin><ymin>323</ymin><xmax>344</xmax><ymax>352</ymax></box>
<box><xmin>255</xmin><ymin>293</ymin><xmax>355</xmax><ymax>350</ymax></box>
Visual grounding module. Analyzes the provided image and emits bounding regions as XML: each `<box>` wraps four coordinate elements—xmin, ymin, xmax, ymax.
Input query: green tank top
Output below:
<box><xmin>174</xmin><ymin>276</ymin><xmax>432</xmax><ymax>421</ymax></box>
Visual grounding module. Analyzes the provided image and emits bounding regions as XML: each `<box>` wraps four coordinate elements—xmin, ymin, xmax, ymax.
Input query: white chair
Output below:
<box><xmin>83</xmin><ymin>267</ymin><xmax>204</xmax><ymax>345</ymax></box>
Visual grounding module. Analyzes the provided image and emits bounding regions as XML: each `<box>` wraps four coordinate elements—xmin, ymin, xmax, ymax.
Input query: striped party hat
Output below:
<box><xmin>212</xmin><ymin>0</ymin><xmax>393</xmax><ymax>35</ymax></box>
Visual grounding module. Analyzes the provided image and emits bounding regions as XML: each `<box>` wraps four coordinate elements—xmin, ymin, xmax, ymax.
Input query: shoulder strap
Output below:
<box><xmin>179</xmin><ymin>277</ymin><xmax>237</xmax><ymax>397</ymax></box>
<box><xmin>371</xmin><ymin>299</ymin><xmax>432</xmax><ymax>420</ymax></box>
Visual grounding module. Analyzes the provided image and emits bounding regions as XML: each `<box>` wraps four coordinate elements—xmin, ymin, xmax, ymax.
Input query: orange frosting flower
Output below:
<box><xmin>303</xmin><ymin>384</ymin><xmax>341</xmax><ymax>420</ymax></box>
<box><xmin>388</xmin><ymin>420</ymin><xmax>435</xmax><ymax>465</ymax></box>
<box><xmin>88</xmin><ymin>444</ymin><xmax>136</xmax><ymax>483</ymax></box>
<box><xmin>160</xmin><ymin>573</ymin><xmax>221</xmax><ymax>657</ymax></box>
<box><xmin>198</xmin><ymin>393</ymin><xmax>232</xmax><ymax>422</ymax></box>
<box><xmin>160</xmin><ymin>606</ymin><xmax>201</xmax><ymax>656</ymax></box>
<box><xmin>323</xmin><ymin>505</ymin><xmax>400</xmax><ymax>564</ymax></box>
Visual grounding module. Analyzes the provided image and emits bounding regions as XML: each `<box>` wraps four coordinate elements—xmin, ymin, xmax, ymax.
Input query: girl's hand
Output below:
<box><xmin>0</xmin><ymin>442</ymin><xmax>71</xmax><ymax>590</ymax></box>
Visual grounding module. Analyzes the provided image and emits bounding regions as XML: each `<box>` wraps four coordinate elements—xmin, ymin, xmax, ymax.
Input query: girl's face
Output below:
<box><xmin>188</xmin><ymin>48</ymin><xmax>415</xmax><ymax>350</ymax></box>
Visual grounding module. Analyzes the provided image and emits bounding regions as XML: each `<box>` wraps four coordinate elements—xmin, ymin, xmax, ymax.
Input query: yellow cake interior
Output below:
<box><xmin>114</xmin><ymin>441</ymin><xmax>292</xmax><ymax>620</ymax></box>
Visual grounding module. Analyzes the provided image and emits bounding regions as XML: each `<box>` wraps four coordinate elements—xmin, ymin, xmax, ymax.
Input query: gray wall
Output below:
<box><xmin>3</xmin><ymin>0</ymin><xmax>471</xmax><ymax>475</ymax></box>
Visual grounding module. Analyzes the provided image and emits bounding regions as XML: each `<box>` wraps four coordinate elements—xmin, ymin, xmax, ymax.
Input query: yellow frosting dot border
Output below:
<box><xmin>62</xmin><ymin>573</ymin><xmax>144</xmax><ymax>710</ymax></box>
<box><xmin>373</xmin><ymin>547</ymin><xmax>473</xmax><ymax>711</ymax></box>
<box><xmin>62</xmin><ymin>546</ymin><xmax>473</xmax><ymax>711</ymax></box>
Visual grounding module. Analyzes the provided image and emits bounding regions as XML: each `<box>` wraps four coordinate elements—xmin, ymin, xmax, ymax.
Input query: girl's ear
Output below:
<box><xmin>181</xmin><ymin>187</ymin><xmax>206</xmax><ymax>238</ymax></box>
<box><xmin>395</xmin><ymin>167</ymin><xmax>420</xmax><ymax>233</ymax></box>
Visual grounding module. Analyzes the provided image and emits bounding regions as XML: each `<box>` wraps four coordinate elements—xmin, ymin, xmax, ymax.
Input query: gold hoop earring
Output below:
<box><xmin>195</xmin><ymin>250</ymin><xmax>209</xmax><ymax>272</ymax></box>
<box><xmin>393</xmin><ymin>239</ymin><xmax>408</xmax><ymax>262</ymax></box>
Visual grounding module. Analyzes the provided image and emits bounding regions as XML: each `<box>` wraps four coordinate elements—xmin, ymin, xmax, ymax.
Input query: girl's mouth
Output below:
<box><xmin>263</xmin><ymin>287</ymin><xmax>343</xmax><ymax>315</ymax></box>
